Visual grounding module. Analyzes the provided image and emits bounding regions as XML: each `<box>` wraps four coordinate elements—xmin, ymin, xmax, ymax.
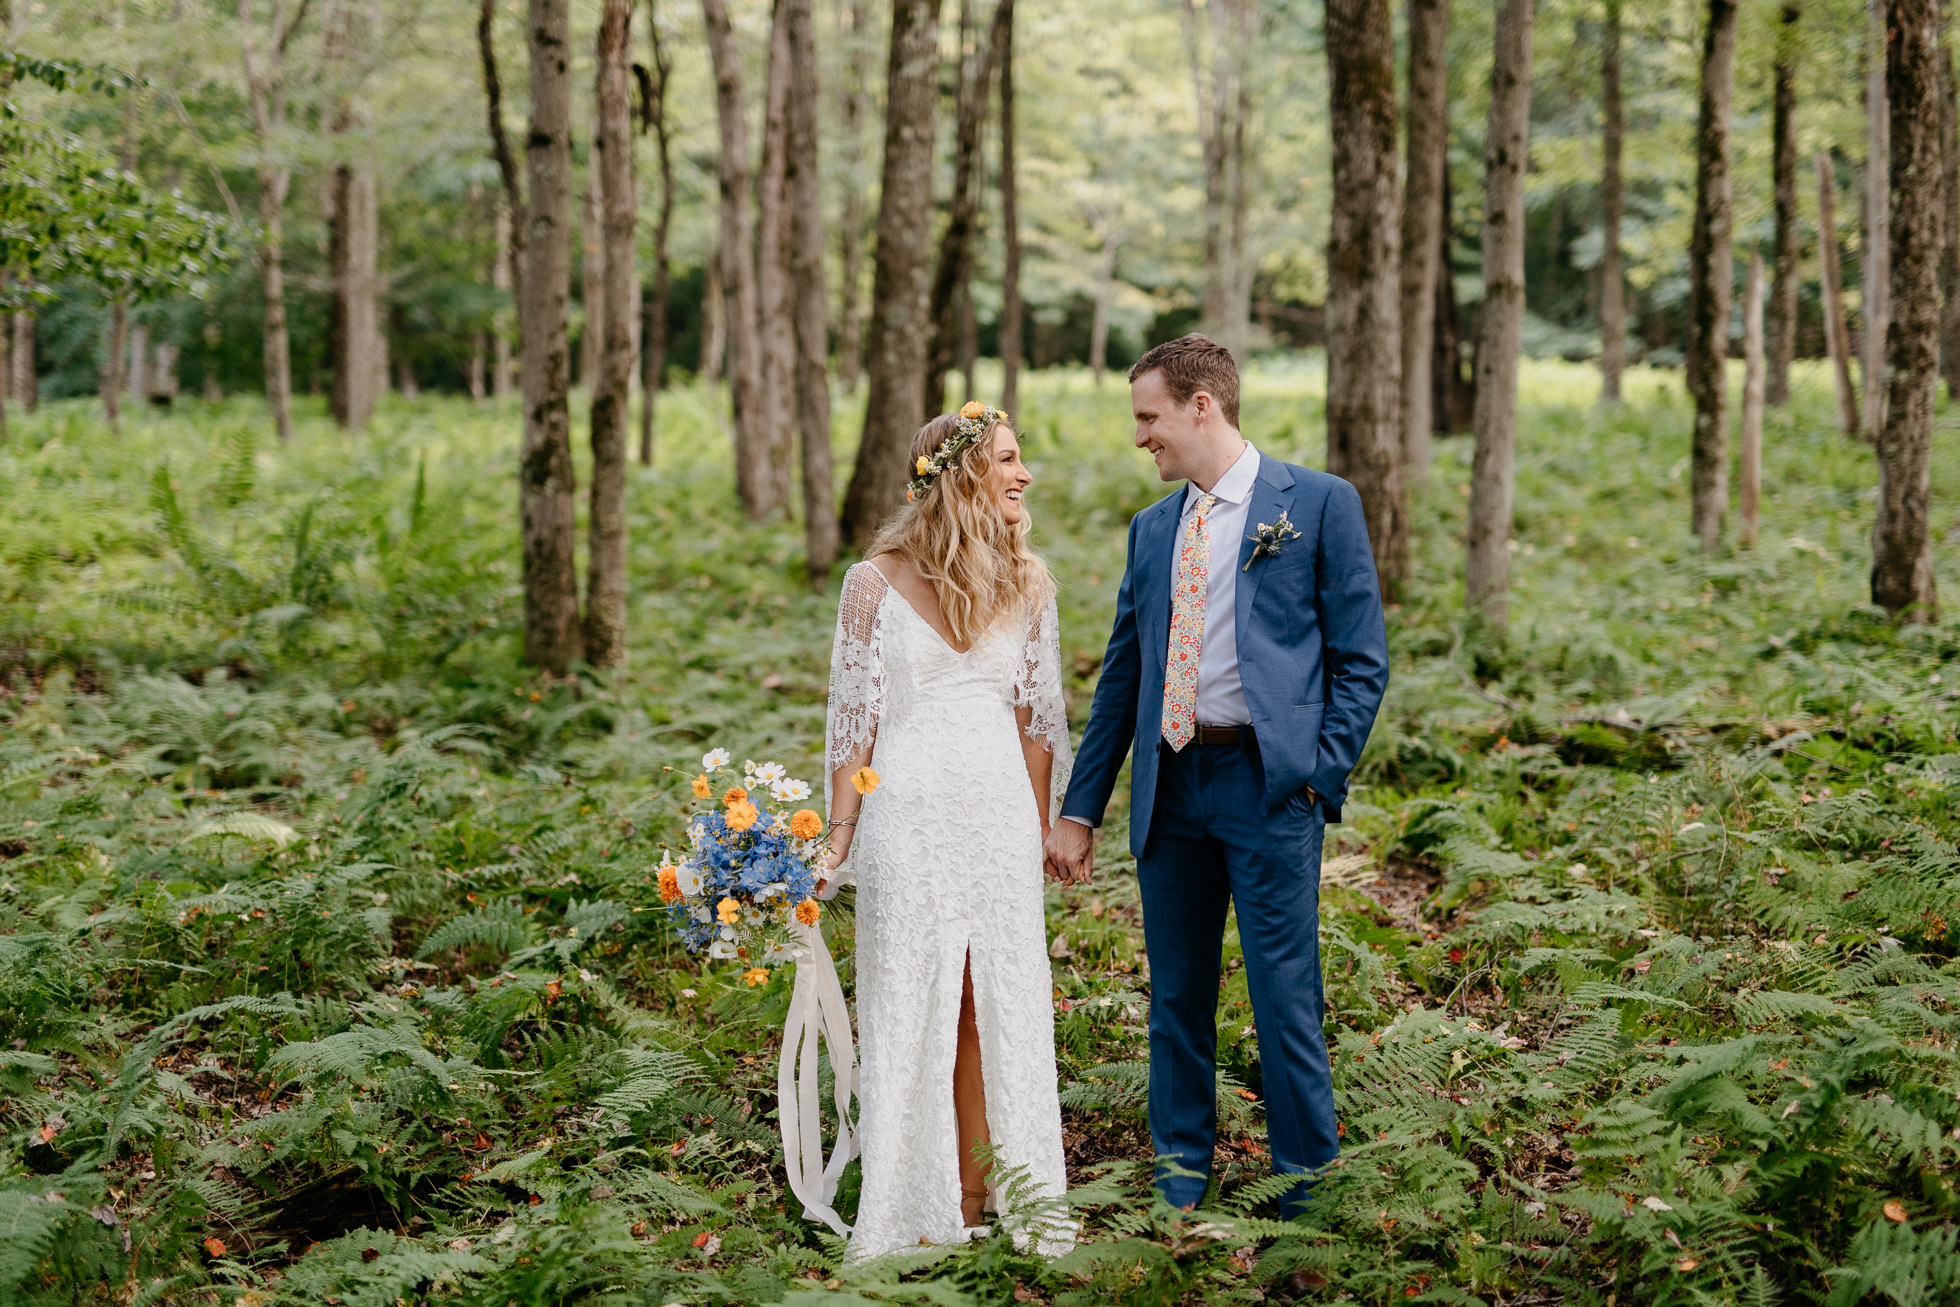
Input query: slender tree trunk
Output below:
<box><xmin>327</xmin><ymin>0</ymin><xmax>379</xmax><ymax>431</ymax></box>
<box><xmin>640</xmin><ymin>0</ymin><xmax>674</xmax><ymax>464</ymax></box>
<box><xmin>1465</xmin><ymin>0</ymin><xmax>1533</xmax><ymax>627</ymax></box>
<box><xmin>520</xmin><ymin>0</ymin><xmax>581</xmax><ymax>672</ymax></box>
<box><xmin>997</xmin><ymin>0</ymin><xmax>1021</xmax><ymax>413</ymax></box>
<box><xmin>1938</xmin><ymin>28</ymin><xmax>1960</xmax><ymax>396</ymax></box>
<box><xmin>584</xmin><ymin>0</ymin><xmax>635</xmax><ymax>668</ymax></box>
<box><xmin>1817</xmin><ymin>151</ymin><xmax>1863</xmax><ymax>435</ymax></box>
<box><xmin>580</xmin><ymin>165</ymin><xmax>604</xmax><ymax>391</ymax></box>
<box><xmin>1399</xmin><ymin>0</ymin><xmax>1448</xmax><ymax>479</ymax></box>
<box><xmin>1766</xmin><ymin>3</ymin><xmax>1801</xmax><ymax>406</ymax></box>
<box><xmin>834</xmin><ymin>0</ymin><xmax>869</xmax><ymax>395</ymax></box>
<box><xmin>104</xmin><ymin>304</ymin><xmax>128</xmax><ymax>431</ymax></box>
<box><xmin>469</xmin><ymin>334</ymin><xmax>487</xmax><ymax>399</ymax></box>
<box><xmin>786</xmin><ymin>0</ymin><xmax>838</xmax><ymax>578</ymax></box>
<box><xmin>1089</xmin><ymin>228</ymin><xmax>1120</xmax><ymax>385</ymax></box>
<box><xmin>1222</xmin><ymin>0</ymin><xmax>1254</xmax><ymax>356</ymax></box>
<box><xmin>1685</xmin><ymin>0</ymin><xmax>1738</xmax><ymax>551</ymax></box>
<box><xmin>1863</xmin><ymin>0</ymin><xmax>1891</xmax><ymax>438</ymax></box>
<box><xmin>840</xmin><ymin>0</ymin><xmax>942</xmax><ymax>545</ymax></box>
<box><xmin>11</xmin><ymin>311</ymin><xmax>34</xmax><ymax>411</ymax></box>
<box><xmin>702</xmin><ymin>0</ymin><xmax>773</xmax><ymax>518</ymax></box>
<box><xmin>492</xmin><ymin>201</ymin><xmax>514</xmax><ymax>397</ymax></box>
<box><xmin>1324</xmin><ymin>0</ymin><xmax>1407</xmax><ymax>598</ymax></box>
<box><xmin>479</xmin><ymin>0</ymin><xmax>526</xmax><ymax>303</ymax></box>
<box><xmin>1183</xmin><ymin>0</ymin><xmax>1231</xmax><ymax>334</ymax></box>
<box><xmin>239</xmin><ymin>0</ymin><xmax>296</xmax><ymax>444</ymax></box>
<box><xmin>924</xmin><ymin>0</ymin><xmax>1003</xmax><ymax>415</ymax></box>
<box><xmin>1873</xmin><ymin>0</ymin><xmax>1941</xmax><ymax>622</ymax></box>
<box><xmin>151</xmin><ymin>340</ymin><xmax>179</xmax><ymax>403</ymax></box>
<box><xmin>1599</xmin><ymin>0</ymin><xmax>1626</xmax><ymax>403</ymax></box>
<box><xmin>1740</xmin><ymin>251</ymin><xmax>1765</xmax><ymax>546</ymax></box>
<box><xmin>756</xmin><ymin>0</ymin><xmax>797</xmax><ymax>513</ymax></box>
<box><xmin>700</xmin><ymin>254</ymin><xmax>725</xmax><ymax>384</ymax></box>
<box><xmin>1433</xmin><ymin>165</ymin><xmax>1473</xmax><ymax>432</ymax></box>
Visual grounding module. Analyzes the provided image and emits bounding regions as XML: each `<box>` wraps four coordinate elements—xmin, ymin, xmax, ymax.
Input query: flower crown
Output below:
<box><xmin>907</xmin><ymin>401</ymin><xmax>1009</xmax><ymax>502</ymax></box>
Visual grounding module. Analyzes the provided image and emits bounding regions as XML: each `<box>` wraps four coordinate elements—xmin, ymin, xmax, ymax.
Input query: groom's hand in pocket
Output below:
<box><xmin>1043</xmin><ymin>820</ymin><xmax>1094</xmax><ymax>886</ymax></box>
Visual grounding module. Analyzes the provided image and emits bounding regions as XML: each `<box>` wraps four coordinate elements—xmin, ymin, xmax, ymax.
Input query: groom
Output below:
<box><xmin>1044</xmin><ymin>333</ymin><xmax>1389</xmax><ymax>1215</ymax></box>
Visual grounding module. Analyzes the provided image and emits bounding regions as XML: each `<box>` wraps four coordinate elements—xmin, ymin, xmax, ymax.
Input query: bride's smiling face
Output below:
<box><xmin>986</xmin><ymin>425</ymin><xmax>1034</xmax><ymax>525</ymax></box>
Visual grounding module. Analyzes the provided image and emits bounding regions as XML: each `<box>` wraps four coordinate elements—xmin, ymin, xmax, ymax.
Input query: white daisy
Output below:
<box><xmin>702</xmin><ymin>747</ymin><xmax>731</xmax><ymax>772</ymax></box>
<box><xmin>754</xmin><ymin>762</ymin><xmax>787</xmax><ymax>784</ymax></box>
<box><xmin>677</xmin><ymin>863</ymin><xmax>703</xmax><ymax>896</ymax></box>
<box><xmin>771</xmin><ymin>778</ymin><xmax>811</xmax><ymax>802</ymax></box>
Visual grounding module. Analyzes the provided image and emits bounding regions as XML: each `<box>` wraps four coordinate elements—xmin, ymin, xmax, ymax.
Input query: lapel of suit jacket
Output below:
<box><xmin>1135</xmin><ymin>495</ymin><xmax>1182</xmax><ymax>684</ymax></box>
<box><xmin>1233</xmin><ymin>457</ymin><xmax>1297</xmax><ymax>654</ymax></box>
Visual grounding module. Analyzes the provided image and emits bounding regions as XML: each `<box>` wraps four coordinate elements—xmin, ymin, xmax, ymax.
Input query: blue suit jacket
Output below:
<box><xmin>1059</xmin><ymin>456</ymin><xmax>1390</xmax><ymax>857</ymax></box>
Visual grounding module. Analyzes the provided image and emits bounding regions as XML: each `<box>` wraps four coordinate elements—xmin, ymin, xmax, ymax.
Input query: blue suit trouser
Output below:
<box><xmin>1136</xmin><ymin>736</ymin><xmax>1338</xmax><ymax>1214</ymax></box>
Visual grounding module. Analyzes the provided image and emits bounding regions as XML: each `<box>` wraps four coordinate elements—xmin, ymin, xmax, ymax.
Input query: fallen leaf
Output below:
<box><xmin>1237</xmin><ymin>1088</ymin><xmax>1258</xmax><ymax>1101</ymax></box>
<box><xmin>38</xmin><ymin>1123</ymin><xmax>57</xmax><ymax>1144</ymax></box>
<box><xmin>692</xmin><ymin>1230</ymin><xmax>713</xmax><ymax>1248</ymax></box>
<box><xmin>1641</xmin><ymin>1196</ymin><xmax>1673</xmax><ymax>1212</ymax></box>
<box><xmin>203</xmin><ymin>1237</ymin><xmax>226</xmax><ymax>1257</ymax></box>
<box><xmin>1883</xmin><ymin>1200</ymin><xmax>1908</xmax><ymax>1222</ymax></box>
<box><xmin>1675</xmin><ymin>1257</ymin><xmax>1699</xmax><ymax>1272</ymax></box>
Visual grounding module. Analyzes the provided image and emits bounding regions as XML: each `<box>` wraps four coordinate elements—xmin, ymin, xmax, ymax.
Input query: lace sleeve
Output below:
<box><xmin>825</xmin><ymin>563</ymin><xmax>888</xmax><ymax>809</ymax></box>
<box><xmin>1012</xmin><ymin>589</ymin><xmax>1074</xmax><ymax>806</ymax></box>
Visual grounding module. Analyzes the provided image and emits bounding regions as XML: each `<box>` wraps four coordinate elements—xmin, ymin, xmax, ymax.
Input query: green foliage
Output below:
<box><xmin>0</xmin><ymin>362</ymin><xmax>1956</xmax><ymax>1304</ymax></box>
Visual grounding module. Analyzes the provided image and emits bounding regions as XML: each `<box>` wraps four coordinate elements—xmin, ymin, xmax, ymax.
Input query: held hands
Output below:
<box><xmin>1042</xmin><ymin>820</ymin><xmax>1094</xmax><ymax>886</ymax></box>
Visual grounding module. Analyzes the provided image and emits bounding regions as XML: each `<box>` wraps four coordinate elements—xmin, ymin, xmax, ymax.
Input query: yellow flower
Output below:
<box><xmin>722</xmin><ymin>786</ymin><xmax>749</xmax><ymax>807</ymax></box>
<box><xmin>691</xmin><ymin>773</ymin><xmax>712</xmax><ymax>800</ymax></box>
<box><xmin>716</xmin><ymin>896</ymin><xmax>741</xmax><ymax>925</ymax></box>
<box><xmin>850</xmin><ymin>766</ymin><xmax>881</xmax><ymax>795</ymax></box>
<box><xmin>725</xmin><ymin>800</ymin><xmax>760</xmax><ymax>832</ymax></box>
<box><xmin>789</xmin><ymin>809</ymin><xmax>823</xmax><ymax>840</ymax></box>
<box><xmin>657</xmin><ymin>865</ymin><xmax>682</xmax><ymax>904</ymax></box>
<box><xmin>795</xmin><ymin>899</ymin><xmax>821</xmax><ymax>927</ymax></box>
<box><xmin>960</xmin><ymin>400</ymin><xmax>986</xmax><ymax>420</ymax></box>
<box><xmin>743</xmin><ymin>967</ymin><xmax>770</xmax><ymax>987</ymax></box>
<box><xmin>916</xmin><ymin>456</ymin><xmax>932</xmax><ymax>475</ymax></box>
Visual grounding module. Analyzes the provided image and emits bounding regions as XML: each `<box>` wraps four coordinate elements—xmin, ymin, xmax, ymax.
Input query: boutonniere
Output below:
<box><xmin>1243</xmin><ymin>510</ymin><xmax>1301</xmax><ymax>571</ymax></box>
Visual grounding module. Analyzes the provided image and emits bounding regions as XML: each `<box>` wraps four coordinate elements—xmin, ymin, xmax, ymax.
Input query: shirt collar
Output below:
<box><xmin>1183</xmin><ymin>442</ymin><xmax>1260</xmax><ymax>513</ymax></box>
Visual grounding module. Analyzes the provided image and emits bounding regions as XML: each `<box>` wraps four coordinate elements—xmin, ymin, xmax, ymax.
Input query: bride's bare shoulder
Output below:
<box><xmin>864</xmin><ymin>552</ymin><xmax>911</xmax><ymax>586</ymax></box>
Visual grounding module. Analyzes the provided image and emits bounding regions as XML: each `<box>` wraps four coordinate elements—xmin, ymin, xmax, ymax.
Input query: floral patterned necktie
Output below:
<box><xmin>1161</xmin><ymin>492</ymin><xmax>1217</xmax><ymax>752</ymax></box>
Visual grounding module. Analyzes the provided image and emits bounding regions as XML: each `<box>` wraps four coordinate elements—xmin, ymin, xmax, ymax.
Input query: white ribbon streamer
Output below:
<box><xmin>779</xmin><ymin>917</ymin><xmax>859</xmax><ymax>1236</ymax></box>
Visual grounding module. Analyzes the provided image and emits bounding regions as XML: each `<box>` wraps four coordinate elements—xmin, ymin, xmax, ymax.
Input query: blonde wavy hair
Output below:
<box><xmin>867</xmin><ymin>412</ymin><xmax>1052</xmax><ymax>649</ymax></box>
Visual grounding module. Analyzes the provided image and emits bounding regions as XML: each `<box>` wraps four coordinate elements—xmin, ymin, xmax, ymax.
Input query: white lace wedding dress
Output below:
<box><xmin>824</xmin><ymin>561</ymin><xmax>1075</xmax><ymax>1261</ymax></box>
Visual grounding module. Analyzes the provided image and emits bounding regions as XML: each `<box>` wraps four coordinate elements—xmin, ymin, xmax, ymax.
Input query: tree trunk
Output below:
<box><xmin>997</xmin><ymin>0</ymin><xmax>1021</xmax><ymax>414</ymax></box>
<box><xmin>640</xmin><ymin>0</ymin><xmax>674</xmax><ymax>465</ymax></box>
<box><xmin>478</xmin><ymin>0</ymin><xmax>526</xmax><ymax>304</ymax></box>
<box><xmin>492</xmin><ymin>200</ymin><xmax>514</xmax><ymax>398</ymax></box>
<box><xmin>702</xmin><ymin>0</ymin><xmax>773</xmax><ymax>518</ymax></box>
<box><xmin>1739</xmin><ymin>251</ymin><xmax>1765</xmax><ymax>547</ymax></box>
<box><xmin>149</xmin><ymin>340</ymin><xmax>179</xmax><ymax>402</ymax></box>
<box><xmin>1183</xmin><ymin>0</ymin><xmax>1231</xmax><ymax>334</ymax></box>
<box><xmin>1863</xmin><ymin>0</ymin><xmax>1890</xmax><ymax>438</ymax></box>
<box><xmin>580</xmin><ymin>164</ymin><xmax>605</xmax><ymax>391</ymax></box>
<box><xmin>1465</xmin><ymin>0</ymin><xmax>1533</xmax><ymax>627</ymax></box>
<box><xmin>1089</xmin><ymin>229</ymin><xmax>1120</xmax><ymax>385</ymax></box>
<box><xmin>700</xmin><ymin>253</ymin><xmax>725</xmax><ymax>384</ymax></box>
<box><xmin>520</xmin><ymin>0</ymin><xmax>581</xmax><ymax>672</ymax></box>
<box><xmin>584</xmin><ymin>0</ymin><xmax>635</xmax><ymax>669</ymax></box>
<box><xmin>1766</xmin><ymin>3</ymin><xmax>1801</xmax><ymax>406</ymax></box>
<box><xmin>834</xmin><ymin>0</ymin><xmax>869</xmax><ymax>395</ymax></box>
<box><xmin>327</xmin><ymin>0</ymin><xmax>379</xmax><ymax>431</ymax></box>
<box><xmin>1220</xmin><ymin>0</ymin><xmax>1254</xmax><ymax>357</ymax></box>
<box><xmin>1599</xmin><ymin>0</ymin><xmax>1626</xmax><ymax>403</ymax></box>
<box><xmin>787</xmin><ymin>0</ymin><xmax>838</xmax><ymax>579</ymax></box>
<box><xmin>104</xmin><ymin>304</ymin><xmax>128</xmax><ymax>431</ymax></box>
<box><xmin>840</xmin><ymin>0</ymin><xmax>942</xmax><ymax>545</ymax></box>
<box><xmin>11</xmin><ymin>311</ymin><xmax>34</xmax><ymax>410</ymax></box>
<box><xmin>756</xmin><ymin>0</ymin><xmax>797</xmax><ymax>513</ymax></box>
<box><xmin>239</xmin><ymin>0</ymin><xmax>296</xmax><ymax>444</ymax></box>
<box><xmin>1817</xmin><ymin>151</ymin><xmax>1863</xmax><ymax>436</ymax></box>
<box><xmin>1399</xmin><ymin>0</ymin><xmax>1448</xmax><ymax>479</ymax></box>
<box><xmin>1324</xmin><ymin>0</ymin><xmax>1407</xmax><ymax>598</ymax></box>
<box><xmin>1685</xmin><ymin>0</ymin><xmax>1738</xmax><ymax>551</ymax></box>
<box><xmin>1873</xmin><ymin>0</ymin><xmax>1941</xmax><ymax>622</ymax></box>
<box><xmin>1433</xmin><ymin>164</ymin><xmax>1473</xmax><ymax>433</ymax></box>
<box><xmin>923</xmin><ymin>0</ymin><xmax>1003</xmax><ymax>416</ymax></box>
<box><xmin>1938</xmin><ymin>29</ymin><xmax>1960</xmax><ymax>396</ymax></box>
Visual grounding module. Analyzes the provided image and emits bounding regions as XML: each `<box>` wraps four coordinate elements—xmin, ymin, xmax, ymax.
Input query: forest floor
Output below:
<box><xmin>2</xmin><ymin>359</ymin><xmax>1958</xmax><ymax>1306</ymax></box>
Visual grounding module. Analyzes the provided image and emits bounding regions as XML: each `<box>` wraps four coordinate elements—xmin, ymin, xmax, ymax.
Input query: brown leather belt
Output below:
<box><xmin>1192</xmin><ymin>724</ymin><xmax>1254</xmax><ymax>746</ymax></box>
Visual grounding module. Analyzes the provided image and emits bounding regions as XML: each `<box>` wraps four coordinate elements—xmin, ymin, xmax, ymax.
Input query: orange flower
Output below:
<box><xmin>725</xmin><ymin>800</ymin><xmax>760</xmax><ymax>832</ymax></box>
<box><xmin>795</xmin><ymin>899</ymin><xmax>821</xmax><ymax>927</ymax></box>
<box><xmin>743</xmin><ymin>967</ymin><xmax>770</xmax><ymax>987</ymax></box>
<box><xmin>716</xmin><ymin>896</ymin><xmax>741</xmax><ymax>925</ymax></box>
<box><xmin>906</xmin><ymin>488</ymin><xmax>916</xmax><ymax>503</ymax></box>
<box><xmin>691</xmin><ymin>773</ymin><xmax>712</xmax><ymax>800</ymax></box>
<box><xmin>657</xmin><ymin>865</ymin><xmax>683</xmax><ymax>904</ymax></box>
<box><xmin>789</xmin><ymin>809</ymin><xmax>823</xmax><ymax>840</ymax></box>
<box><xmin>850</xmin><ymin>766</ymin><xmax>881</xmax><ymax>795</ymax></box>
<box><xmin>961</xmin><ymin>400</ymin><xmax>986</xmax><ymax>420</ymax></box>
<box><xmin>722</xmin><ymin>786</ymin><xmax>749</xmax><ymax>807</ymax></box>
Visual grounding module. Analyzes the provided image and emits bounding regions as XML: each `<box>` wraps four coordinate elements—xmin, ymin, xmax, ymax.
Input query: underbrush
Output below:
<box><xmin>1</xmin><ymin>362</ymin><xmax>1956</xmax><ymax>1305</ymax></box>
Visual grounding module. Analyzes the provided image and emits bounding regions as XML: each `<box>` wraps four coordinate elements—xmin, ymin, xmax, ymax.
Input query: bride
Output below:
<box><xmin>819</xmin><ymin>402</ymin><xmax>1076</xmax><ymax>1260</ymax></box>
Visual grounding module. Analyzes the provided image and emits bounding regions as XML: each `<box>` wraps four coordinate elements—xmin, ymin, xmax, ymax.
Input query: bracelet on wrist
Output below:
<box><xmin>830</xmin><ymin>816</ymin><xmax>857</xmax><ymax>828</ymax></box>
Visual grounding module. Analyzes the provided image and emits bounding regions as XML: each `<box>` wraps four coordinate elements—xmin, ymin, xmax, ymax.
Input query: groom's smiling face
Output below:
<box><xmin>1131</xmin><ymin>368</ymin><xmax>1210</xmax><ymax>484</ymax></box>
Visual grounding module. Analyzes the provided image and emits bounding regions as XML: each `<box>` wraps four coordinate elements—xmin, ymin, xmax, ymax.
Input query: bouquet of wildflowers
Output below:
<box><xmin>656</xmin><ymin>748</ymin><xmax>870</xmax><ymax>986</ymax></box>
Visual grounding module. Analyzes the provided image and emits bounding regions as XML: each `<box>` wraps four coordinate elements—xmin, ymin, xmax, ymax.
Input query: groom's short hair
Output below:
<box><xmin>1129</xmin><ymin>334</ymin><xmax>1240</xmax><ymax>427</ymax></box>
